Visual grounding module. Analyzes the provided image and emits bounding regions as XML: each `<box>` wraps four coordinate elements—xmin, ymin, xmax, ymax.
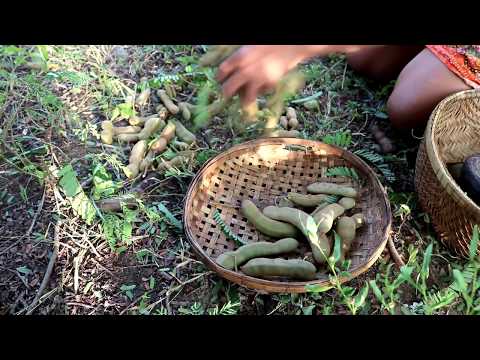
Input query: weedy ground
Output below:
<box><xmin>1</xmin><ymin>45</ymin><xmax>479</xmax><ymax>315</ymax></box>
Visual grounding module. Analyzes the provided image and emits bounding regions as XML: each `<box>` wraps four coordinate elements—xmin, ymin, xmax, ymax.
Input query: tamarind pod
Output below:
<box><xmin>216</xmin><ymin>238</ymin><xmax>299</xmax><ymax>270</ymax></box>
<box><xmin>137</xmin><ymin>117</ymin><xmax>165</xmax><ymax>140</ymax></box>
<box><xmin>371</xmin><ymin>124</ymin><xmax>395</xmax><ymax>154</ymax></box>
<box><xmin>125</xmin><ymin>140</ymin><xmax>147</xmax><ymax>179</ymax></box>
<box><xmin>310</xmin><ymin>202</ymin><xmax>333</xmax><ymax>218</ymax></box>
<box><xmin>178</xmin><ymin>102</ymin><xmax>192</xmax><ymax>121</ymax></box>
<box><xmin>288</xmin><ymin>117</ymin><xmax>299</xmax><ymax>130</ymax></box>
<box><xmin>135</xmin><ymin>88</ymin><xmax>151</xmax><ymax>107</ymax></box>
<box><xmin>159</xmin><ymin>120</ymin><xmax>176</xmax><ymax>143</ymax></box>
<box><xmin>307</xmin><ymin>182</ymin><xmax>357</xmax><ymax>198</ymax></box>
<box><xmin>336</xmin><ymin>216</ymin><xmax>357</xmax><ymax>262</ymax></box>
<box><xmin>100</xmin><ymin>120</ymin><xmax>114</xmax><ymax>144</ymax></box>
<box><xmin>311</xmin><ymin>203</ymin><xmax>345</xmax><ymax>233</ymax></box>
<box><xmin>165</xmin><ymin>84</ymin><xmax>176</xmax><ymax>99</ymax></box>
<box><xmin>117</xmin><ymin>134</ymin><xmax>140</xmax><ymax>142</ymax></box>
<box><xmin>241</xmin><ymin>258</ymin><xmax>317</xmax><ymax>280</ymax></box>
<box><xmin>287</xmin><ymin>193</ymin><xmax>329</xmax><ymax>207</ymax></box>
<box><xmin>286</xmin><ymin>107</ymin><xmax>297</xmax><ymax>120</ymax></box>
<box><xmin>157</xmin><ymin>89</ymin><xmax>179</xmax><ymax>115</ymax></box>
<box><xmin>279</xmin><ymin>116</ymin><xmax>289</xmax><ymax>129</ymax></box>
<box><xmin>171</xmin><ymin>119</ymin><xmax>196</xmax><ymax>144</ymax></box>
<box><xmin>97</xmin><ymin>196</ymin><xmax>138</xmax><ymax>212</ymax></box>
<box><xmin>241</xmin><ymin>200</ymin><xmax>299</xmax><ymax>239</ymax></box>
<box><xmin>262</xmin><ymin>206</ymin><xmax>330</xmax><ymax>264</ymax></box>
<box><xmin>338</xmin><ymin>197</ymin><xmax>356</xmax><ymax>210</ymax></box>
<box><xmin>139</xmin><ymin>137</ymin><xmax>168</xmax><ymax>172</ymax></box>
<box><xmin>351</xmin><ymin>213</ymin><xmax>365</xmax><ymax>229</ymax></box>
<box><xmin>129</xmin><ymin>116</ymin><xmax>145</xmax><ymax>126</ymax></box>
<box><xmin>113</xmin><ymin>126</ymin><xmax>142</xmax><ymax>135</ymax></box>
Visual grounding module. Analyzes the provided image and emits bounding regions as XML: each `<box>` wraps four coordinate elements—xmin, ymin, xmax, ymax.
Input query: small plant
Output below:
<box><xmin>354</xmin><ymin>149</ymin><xmax>396</xmax><ymax>183</ymax></box>
<box><xmin>120</xmin><ymin>284</ymin><xmax>136</xmax><ymax>300</ymax></box>
<box><xmin>326</xmin><ymin>166</ymin><xmax>359</xmax><ymax>180</ymax></box>
<box><xmin>213</xmin><ymin>210</ymin><xmax>247</xmax><ymax>246</ymax></box>
<box><xmin>322</xmin><ymin>131</ymin><xmax>352</xmax><ymax>149</ymax></box>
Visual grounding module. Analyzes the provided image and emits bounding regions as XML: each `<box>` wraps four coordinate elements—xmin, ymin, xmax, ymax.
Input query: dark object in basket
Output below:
<box><xmin>460</xmin><ymin>154</ymin><xmax>480</xmax><ymax>205</ymax></box>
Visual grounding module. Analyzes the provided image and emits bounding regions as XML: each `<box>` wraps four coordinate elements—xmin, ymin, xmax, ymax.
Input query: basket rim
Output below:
<box><xmin>425</xmin><ymin>89</ymin><xmax>480</xmax><ymax>216</ymax></box>
<box><xmin>182</xmin><ymin>137</ymin><xmax>392</xmax><ymax>293</ymax></box>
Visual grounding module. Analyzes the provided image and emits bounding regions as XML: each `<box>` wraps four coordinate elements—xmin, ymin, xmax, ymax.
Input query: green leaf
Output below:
<box><xmin>397</xmin><ymin>265</ymin><xmax>414</xmax><ymax>286</ymax></box>
<box><xmin>326</xmin><ymin>166</ymin><xmax>359</xmax><ymax>180</ymax></box>
<box><xmin>58</xmin><ymin>165</ymin><xmax>82</xmax><ymax>197</ymax></box>
<box><xmin>452</xmin><ymin>269</ymin><xmax>468</xmax><ymax>293</ymax></box>
<box><xmin>469</xmin><ymin>225</ymin><xmax>479</xmax><ymax>261</ymax></box>
<box><xmin>16</xmin><ymin>266</ymin><xmax>32</xmax><ymax>275</ymax></box>
<box><xmin>421</xmin><ymin>243</ymin><xmax>433</xmax><ymax>279</ymax></box>
<box><xmin>92</xmin><ymin>162</ymin><xmax>122</xmax><ymax>200</ymax></box>
<box><xmin>156</xmin><ymin>202</ymin><xmax>182</xmax><ymax>230</ymax></box>
<box><xmin>342</xmin><ymin>286</ymin><xmax>355</xmax><ymax>298</ymax></box>
<box><xmin>332</xmin><ymin>231</ymin><xmax>342</xmax><ymax>264</ymax></box>
<box><xmin>213</xmin><ymin>210</ymin><xmax>246</xmax><ymax>246</ymax></box>
<box><xmin>354</xmin><ymin>283</ymin><xmax>370</xmax><ymax>309</ymax></box>
<box><xmin>375</xmin><ymin>111</ymin><xmax>388</xmax><ymax>119</ymax></box>
<box><xmin>58</xmin><ymin>164</ymin><xmax>96</xmax><ymax>225</ymax></box>
<box><xmin>305</xmin><ymin>283</ymin><xmax>333</xmax><ymax>293</ymax></box>
<box><xmin>302</xmin><ymin>305</ymin><xmax>316</xmax><ymax>315</ymax></box>
<box><xmin>369</xmin><ymin>280</ymin><xmax>384</xmax><ymax>303</ymax></box>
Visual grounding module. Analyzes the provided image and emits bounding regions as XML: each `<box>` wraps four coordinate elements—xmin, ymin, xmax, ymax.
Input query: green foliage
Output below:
<box><xmin>91</xmin><ymin>162</ymin><xmax>123</xmax><ymax>200</ymax></box>
<box><xmin>213</xmin><ymin>210</ymin><xmax>246</xmax><ymax>246</ymax></box>
<box><xmin>322</xmin><ymin>131</ymin><xmax>352</xmax><ymax>149</ymax></box>
<box><xmin>178</xmin><ymin>301</ymin><xmax>240</xmax><ymax>315</ymax></box>
<box><xmin>154</xmin><ymin>202</ymin><xmax>183</xmax><ymax>231</ymax></box>
<box><xmin>58</xmin><ymin>164</ymin><xmax>96</xmax><ymax>225</ymax></box>
<box><xmin>326</xmin><ymin>166</ymin><xmax>359</xmax><ymax>180</ymax></box>
<box><xmin>354</xmin><ymin>149</ymin><xmax>396</xmax><ymax>183</ymax></box>
<box><xmin>196</xmin><ymin>149</ymin><xmax>219</xmax><ymax>166</ymax></box>
<box><xmin>353</xmin><ymin>149</ymin><xmax>384</xmax><ymax>164</ymax></box>
<box><xmin>120</xmin><ymin>284</ymin><xmax>136</xmax><ymax>300</ymax></box>
<box><xmin>110</xmin><ymin>101</ymin><xmax>136</xmax><ymax>122</ymax></box>
<box><xmin>101</xmin><ymin>207</ymin><xmax>138</xmax><ymax>253</ymax></box>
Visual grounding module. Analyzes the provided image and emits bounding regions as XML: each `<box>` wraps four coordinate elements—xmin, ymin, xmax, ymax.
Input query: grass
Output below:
<box><xmin>0</xmin><ymin>45</ymin><xmax>478</xmax><ymax>315</ymax></box>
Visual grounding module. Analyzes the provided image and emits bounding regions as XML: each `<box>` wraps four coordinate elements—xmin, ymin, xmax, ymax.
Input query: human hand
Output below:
<box><xmin>217</xmin><ymin>45</ymin><xmax>309</xmax><ymax>106</ymax></box>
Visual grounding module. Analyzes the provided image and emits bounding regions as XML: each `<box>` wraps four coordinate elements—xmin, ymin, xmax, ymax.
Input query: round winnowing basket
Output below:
<box><xmin>415</xmin><ymin>89</ymin><xmax>480</xmax><ymax>257</ymax></box>
<box><xmin>183</xmin><ymin>138</ymin><xmax>392</xmax><ymax>293</ymax></box>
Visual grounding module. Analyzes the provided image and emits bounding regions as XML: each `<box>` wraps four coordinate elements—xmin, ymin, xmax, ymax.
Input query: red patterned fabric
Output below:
<box><xmin>426</xmin><ymin>45</ymin><xmax>480</xmax><ymax>88</ymax></box>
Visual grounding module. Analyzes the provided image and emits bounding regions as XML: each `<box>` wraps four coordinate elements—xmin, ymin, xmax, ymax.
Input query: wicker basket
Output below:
<box><xmin>415</xmin><ymin>90</ymin><xmax>480</xmax><ymax>257</ymax></box>
<box><xmin>183</xmin><ymin>138</ymin><xmax>392</xmax><ymax>293</ymax></box>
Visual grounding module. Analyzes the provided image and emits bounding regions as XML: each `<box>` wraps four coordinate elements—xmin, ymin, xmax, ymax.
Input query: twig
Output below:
<box><xmin>25</xmin><ymin>219</ymin><xmax>61</xmax><ymax>315</ymax></box>
<box><xmin>388</xmin><ymin>234</ymin><xmax>405</xmax><ymax>268</ymax></box>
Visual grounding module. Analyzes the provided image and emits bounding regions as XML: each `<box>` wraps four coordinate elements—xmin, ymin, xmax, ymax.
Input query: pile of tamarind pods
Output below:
<box><xmin>216</xmin><ymin>181</ymin><xmax>365</xmax><ymax>281</ymax></box>
<box><xmin>99</xmin><ymin>84</ymin><xmax>198</xmax><ymax>179</ymax></box>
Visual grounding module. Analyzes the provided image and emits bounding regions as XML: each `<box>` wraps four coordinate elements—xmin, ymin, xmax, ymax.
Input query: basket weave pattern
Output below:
<box><xmin>415</xmin><ymin>90</ymin><xmax>480</xmax><ymax>257</ymax></box>
<box><xmin>184</xmin><ymin>138</ymin><xmax>391</xmax><ymax>293</ymax></box>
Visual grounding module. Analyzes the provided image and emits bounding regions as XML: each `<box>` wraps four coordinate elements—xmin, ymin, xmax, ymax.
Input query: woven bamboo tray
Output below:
<box><xmin>415</xmin><ymin>89</ymin><xmax>480</xmax><ymax>257</ymax></box>
<box><xmin>183</xmin><ymin>138</ymin><xmax>392</xmax><ymax>293</ymax></box>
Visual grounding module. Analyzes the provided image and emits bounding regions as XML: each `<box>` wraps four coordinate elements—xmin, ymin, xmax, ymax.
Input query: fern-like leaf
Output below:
<box><xmin>326</xmin><ymin>166</ymin><xmax>359</xmax><ymax>180</ymax></box>
<box><xmin>322</xmin><ymin>131</ymin><xmax>352</xmax><ymax>149</ymax></box>
<box><xmin>213</xmin><ymin>210</ymin><xmax>246</xmax><ymax>246</ymax></box>
<box><xmin>354</xmin><ymin>149</ymin><xmax>385</xmax><ymax>164</ymax></box>
<box><xmin>354</xmin><ymin>149</ymin><xmax>396</xmax><ymax>183</ymax></box>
